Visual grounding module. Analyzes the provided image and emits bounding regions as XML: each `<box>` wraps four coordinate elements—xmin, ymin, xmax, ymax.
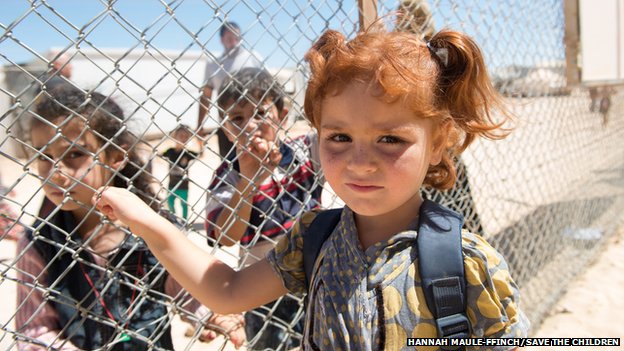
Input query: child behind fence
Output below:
<box><xmin>96</xmin><ymin>25</ymin><xmax>530</xmax><ymax>350</ymax></box>
<box><xmin>162</xmin><ymin>125</ymin><xmax>199</xmax><ymax>220</ymax></box>
<box><xmin>15</xmin><ymin>86</ymin><xmax>245</xmax><ymax>350</ymax></box>
<box><xmin>204</xmin><ymin>67</ymin><xmax>322</xmax><ymax>350</ymax></box>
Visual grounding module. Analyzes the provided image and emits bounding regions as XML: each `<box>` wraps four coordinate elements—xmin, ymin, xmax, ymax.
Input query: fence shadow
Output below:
<box><xmin>489</xmin><ymin>196</ymin><xmax>616</xmax><ymax>286</ymax></box>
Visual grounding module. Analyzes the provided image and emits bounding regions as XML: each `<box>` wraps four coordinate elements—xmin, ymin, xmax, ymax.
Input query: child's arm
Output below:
<box><xmin>95</xmin><ymin>186</ymin><xmax>287</xmax><ymax>314</ymax></box>
<box><xmin>211</xmin><ymin>136</ymin><xmax>281</xmax><ymax>245</ymax></box>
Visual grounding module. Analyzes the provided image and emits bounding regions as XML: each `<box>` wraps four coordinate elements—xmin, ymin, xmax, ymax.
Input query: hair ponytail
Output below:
<box><xmin>429</xmin><ymin>30</ymin><xmax>513</xmax><ymax>148</ymax></box>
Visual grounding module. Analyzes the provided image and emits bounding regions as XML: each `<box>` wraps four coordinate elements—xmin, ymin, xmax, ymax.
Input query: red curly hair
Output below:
<box><xmin>304</xmin><ymin>27</ymin><xmax>512</xmax><ymax>190</ymax></box>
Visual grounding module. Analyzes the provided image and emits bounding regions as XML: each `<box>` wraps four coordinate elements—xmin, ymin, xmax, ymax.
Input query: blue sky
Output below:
<box><xmin>1</xmin><ymin>0</ymin><xmax>566</xmax><ymax>69</ymax></box>
<box><xmin>1</xmin><ymin>0</ymin><xmax>360</xmax><ymax>69</ymax></box>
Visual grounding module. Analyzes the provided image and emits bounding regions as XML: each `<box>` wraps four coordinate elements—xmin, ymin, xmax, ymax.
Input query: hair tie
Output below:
<box><xmin>427</xmin><ymin>41</ymin><xmax>448</xmax><ymax>67</ymax></box>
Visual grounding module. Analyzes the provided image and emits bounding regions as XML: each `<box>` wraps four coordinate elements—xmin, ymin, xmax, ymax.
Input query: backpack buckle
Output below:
<box><xmin>436</xmin><ymin>312</ymin><xmax>470</xmax><ymax>339</ymax></box>
<box><xmin>437</xmin><ymin>313</ymin><xmax>470</xmax><ymax>350</ymax></box>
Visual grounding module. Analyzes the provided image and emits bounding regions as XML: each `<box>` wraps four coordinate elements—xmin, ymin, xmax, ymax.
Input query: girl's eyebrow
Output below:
<box><xmin>376</xmin><ymin>125</ymin><xmax>414</xmax><ymax>134</ymax></box>
<box><xmin>320</xmin><ymin>123</ymin><xmax>414</xmax><ymax>134</ymax></box>
<box><xmin>319</xmin><ymin>123</ymin><xmax>344</xmax><ymax>131</ymax></box>
<box><xmin>68</xmin><ymin>142</ymin><xmax>88</xmax><ymax>149</ymax></box>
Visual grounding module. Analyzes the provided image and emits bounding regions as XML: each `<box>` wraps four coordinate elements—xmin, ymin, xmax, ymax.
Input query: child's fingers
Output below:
<box><xmin>268</xmin><ymin>142</ymin><xmax>282</xmax><ymax>166</ymax></box>
<box><xmin>91</xmin><ymin>186</ymin><xmax>106</xmax><ymax>209</ymax></box>
<box><xmin>197</xmin><ymin>329</ymin><xmax>217</xmax><ymax>342</ymax></box>
<box><xmin>92</xmin><ymin>186</ymin><xmax>119</xmax><ymax>221</ymax></box>
<box><xmin>246</xmin><ymin>135</ymin><xmax>271</xmax><ymax>155</ymax></box>
<box><xmin>206</xmin><ymin>313</ymin><xmax>246</xmax><ymax>349</ymax></box>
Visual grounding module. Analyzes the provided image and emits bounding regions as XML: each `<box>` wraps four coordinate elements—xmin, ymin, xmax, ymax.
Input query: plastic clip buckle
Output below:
<box><xmin>437</xmin><ymin>313</ymin><xmax>470</xmax><ymax>350</ymax></box>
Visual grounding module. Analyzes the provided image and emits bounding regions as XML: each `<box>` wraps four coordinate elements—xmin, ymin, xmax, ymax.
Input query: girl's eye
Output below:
<box><xmin>37</xmin><ymin>153</ymin><xmax>52</xmax><ymax>163</ymax></box>
<box><xmin>379</xmin><ymin>135</ymin><xmax>403</xmax><ymax>144</ymax></box>
<box><xmin>327</xmin><ymin>133</ymin><xmax>351</xmax><ymax>143</ymax></box>
<box><xmin>229</xmin><ymin>115</ymin><xmax>246</xmax><ymax>127</ymax></box>
<box><xmin>66</xmin><ymin>151</ymin><xmax>86</xmax><ymax>159</ymax></box>
<box><xmin>254</xmin><ymin>110</ymin><xmax>268</xmax><ymax>120</ymax></box>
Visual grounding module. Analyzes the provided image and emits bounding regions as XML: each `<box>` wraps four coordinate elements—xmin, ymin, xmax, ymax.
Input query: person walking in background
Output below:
<box><xmin>15</xmin><ymin>86</ymin><xmax>245</xmax><ymax>350</ymax></box>
<box><xmin>197</xmin><ymin>21</ymin><xmax>263</xmax><ymax>158</ymax></box>
<box><xmin>162</xmin><ymin>125</ymin><xmax>199</xmax><ymax>220</ymax></box>
<box><xmin>204</xmin><ymin>67</ymin><xmax>322</xmax><ymax>350</ymax></box>
<box><xmin>95</xmin><ymin>25</ymin><xmax>529</xmax><ymax>350</ymax></box>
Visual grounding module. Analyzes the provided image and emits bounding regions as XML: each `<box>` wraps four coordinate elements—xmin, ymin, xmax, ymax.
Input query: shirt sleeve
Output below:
<box><xmin>15</xmin><ymin>236</ymin><xmax>81</xmax><ymax>351</ymax></box>
<box><xmin>265</xmin><ymin>211</ymin><xmax>320</xmax><ymax>296</ymax></box>
<box><xmin>204</xmin><ymin>165</ymin><xmax>239</xmax><ymax>240</ymax></box>
<box><xmin>203</xmin><ymin>60</ymin><xmax>219</xmax><ymax>89</ymax></box>
<box><xmin>462</xmin><ymin>231</ymin><xmax>531</xmax><ymax>350</ymax></box>
<box><xmin>250</xmin><ymin>50</ymin><xmax>263</xmax><ymax>68</ymax></box>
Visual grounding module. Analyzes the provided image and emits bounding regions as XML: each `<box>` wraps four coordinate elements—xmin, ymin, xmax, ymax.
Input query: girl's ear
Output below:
<box><xmin>430</xmin><ymin>120</ymin><xmax>451</xmax><ymax>166</ymax></box>
<box><xmin>108</xmin><ymin>149</ymin><xmax>127</xmax><ymax>172</ymax></box>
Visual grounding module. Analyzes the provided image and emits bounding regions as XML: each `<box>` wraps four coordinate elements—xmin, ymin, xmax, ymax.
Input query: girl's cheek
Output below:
<box><xmin>37</xmin><ymin>162</ymin><xmax>52</xmax><ymax>179</ymax></box>
<box><xmin>97</xmin><ymin>163</ymin><xmax>117</xmax><ymax>186</ymax></box>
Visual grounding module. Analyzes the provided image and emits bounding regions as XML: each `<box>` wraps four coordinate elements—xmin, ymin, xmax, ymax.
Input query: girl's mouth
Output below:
<box><xmin>346</xmin><ymin>183</ymin><xmax>383</xmax><ymax>192</ymax></box>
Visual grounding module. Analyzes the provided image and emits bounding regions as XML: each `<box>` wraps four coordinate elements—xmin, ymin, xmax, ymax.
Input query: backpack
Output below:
<box><xmin>302</xmin><ymin>199</ymin><xmax>471</xmax><ymax>348</ymax></box>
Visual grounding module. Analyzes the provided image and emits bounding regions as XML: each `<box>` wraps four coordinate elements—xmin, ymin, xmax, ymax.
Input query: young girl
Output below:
<box><xmin>96</xmin><ymin>27</ymin><xmax>530</xmax><ymax>350</ymax></box>
<box><xmin>15</xmin><ymin>86</ymin><xmax>245</xmax><ymax>350</ymax></box>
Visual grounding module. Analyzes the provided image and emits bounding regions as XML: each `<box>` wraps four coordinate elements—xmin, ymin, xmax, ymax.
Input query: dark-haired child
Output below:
<box><xmin>15</xmin><ymin>86</ymin><xmax>245</xmax><ymax>350</ymax></box>
<box><xmin>204</xmin><ymin>67</ymin><xmax>322</xmax><ymax>350</ymax></box>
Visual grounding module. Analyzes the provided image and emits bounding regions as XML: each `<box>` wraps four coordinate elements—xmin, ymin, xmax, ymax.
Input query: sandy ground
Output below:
<box><xmin>524</xmin><ymin>225</ymin><xmax>624</xmax><ymax>351</ymax></box>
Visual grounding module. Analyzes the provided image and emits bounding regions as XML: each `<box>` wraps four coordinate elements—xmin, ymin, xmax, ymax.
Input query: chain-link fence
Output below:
<box><xmin>1</xmin><ymin>0</ymin><xmax>623</xmax><ymax>350</ymax></box>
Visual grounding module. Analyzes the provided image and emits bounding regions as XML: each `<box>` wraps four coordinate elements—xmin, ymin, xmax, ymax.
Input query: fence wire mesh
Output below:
<box><xmin>1</xmin><ymin>0</ymin><xmax>623</xmax><ymax>350</ymax></box>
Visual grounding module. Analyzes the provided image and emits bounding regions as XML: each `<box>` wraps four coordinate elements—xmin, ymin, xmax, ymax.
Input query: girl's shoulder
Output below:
<box><xmin>456</xmin><ymin>230</ymin><xmax>530</xmax><ymax>338</ymax></box>
<box><xmin>460</xmin><ymin>230</ymin><xmax>509</xmax><ymax>269</ymax></box>
<box><xmin>298</xmin><ymin>208</ymin><xmax>326</xmax><ymax>230</ymax></box>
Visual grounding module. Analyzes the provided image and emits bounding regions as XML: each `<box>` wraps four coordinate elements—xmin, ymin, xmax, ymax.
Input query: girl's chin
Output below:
<box><xmin>47</xmin><ymin>199</ymin><xmax>85</xmax><ymax>212</ymax></box>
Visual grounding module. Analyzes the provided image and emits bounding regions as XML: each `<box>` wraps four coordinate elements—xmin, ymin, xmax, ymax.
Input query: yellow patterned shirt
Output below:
<box><xmin>266</xmin><ymin>206</ymin><xmax>530</xmax><ymax>351</ymax></box>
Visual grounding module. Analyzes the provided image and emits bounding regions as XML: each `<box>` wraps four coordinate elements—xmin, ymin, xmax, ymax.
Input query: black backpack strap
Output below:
<box><xmin>302</xmin><ymin>209</ymin><xmax>342</xmax><ymax>291</ymax></box>
<box><xmin>418</xmin><ymin>199</ymin><xmax>470</xmax><ymax>348</ymax></box>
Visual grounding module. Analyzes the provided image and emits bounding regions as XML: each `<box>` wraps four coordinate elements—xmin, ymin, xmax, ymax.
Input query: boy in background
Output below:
<box><xmin>205</xmin><ymin>67</ymin><xmax>323</xmax><ymax>350</ymax></box>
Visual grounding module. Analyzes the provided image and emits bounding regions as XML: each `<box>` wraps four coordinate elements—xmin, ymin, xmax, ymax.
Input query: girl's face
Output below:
<box><xmin>30</xmin><ymin>118</ymin><xmax>121</xmax><ymax>216</ymax></box>
<box><xmin>222</xmin><ymin>97</ymin><xmax>284</xmax><ymax>150</ymax></box>
<box><xmin>319</xmin><ymin>82</ymin><xmax>448</xmax><ymax>222</ymax></box>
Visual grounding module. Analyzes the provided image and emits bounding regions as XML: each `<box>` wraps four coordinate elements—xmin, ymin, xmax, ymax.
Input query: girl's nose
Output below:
<box><xmin>48</xmin><ymin>163</ymin><xmax>71</xmax><ymax>188</ymax></box>
<box><xmin>346</xmin><ymin>144</ymin><xmax>377</xmax><ymax>174</ymax></box>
